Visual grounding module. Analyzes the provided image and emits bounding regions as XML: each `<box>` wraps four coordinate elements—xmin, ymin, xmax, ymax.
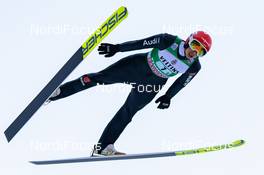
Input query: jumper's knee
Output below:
<box><xmin>79</xmin><ymin>74</ymin><xmax>97</xmax><ymax>88</ymax></box>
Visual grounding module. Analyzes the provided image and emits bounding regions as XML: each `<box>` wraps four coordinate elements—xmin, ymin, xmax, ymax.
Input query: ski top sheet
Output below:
<box><xmin>30</xmin><ymin>139</ymin><xmax>245</xmax><ymax>165</ymax></box>
<box><xmin>4</xmin><ymin>6</ymin><xmax>128</xmax><ymax>142</ymax></box>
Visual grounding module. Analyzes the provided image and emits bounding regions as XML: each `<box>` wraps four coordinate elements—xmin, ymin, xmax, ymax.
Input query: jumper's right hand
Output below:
<box><xmin>155</xmin><ymin>95</ymin><xmax>171</xmax><ymax>109</ymax></box>
<box><xmin>98</xmin><ymin>43</ymin><xmax>120</xmax><ymax>57</ymax></box>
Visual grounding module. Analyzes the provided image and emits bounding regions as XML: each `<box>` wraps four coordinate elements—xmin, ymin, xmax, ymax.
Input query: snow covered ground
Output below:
<box><xmin>0</xmin><ymin>0</ymin><xmax>263</xmax><ymax>174</ymax></box>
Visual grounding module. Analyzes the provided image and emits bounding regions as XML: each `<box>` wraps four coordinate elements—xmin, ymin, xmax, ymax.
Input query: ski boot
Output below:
<box><xmin>44</xmin><ymin>88</ymin><xmax>61</xmax><ymax>105</ymax></box>
<box><xmin>91</xmin><ymin>144</ymin><xmax>126</xmax><ymax>157</ymax></box>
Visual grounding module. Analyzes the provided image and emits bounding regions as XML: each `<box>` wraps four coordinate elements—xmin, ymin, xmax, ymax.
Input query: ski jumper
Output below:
<box><xmin>50</xmin><ymin>33</ymin><xmax>201</xmax><ymax>151</ymax></box>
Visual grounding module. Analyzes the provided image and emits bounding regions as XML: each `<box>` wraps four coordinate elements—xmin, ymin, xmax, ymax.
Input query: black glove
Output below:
<box><xmin>98</xmin><ymin>43</ymin><xmax>120</xmax><ymax>57</ymax></box>
<box><xmin>155</xmin><ymin>95</ymin><xmax>171</xmax><ymax>109</ymax></box>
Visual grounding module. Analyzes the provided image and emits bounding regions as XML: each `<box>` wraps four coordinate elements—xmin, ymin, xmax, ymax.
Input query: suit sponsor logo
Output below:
<box><xmin>80</xmin><ymin>75</ymin><xmax>91</xmax><ymax>86</ymax></box>
<box><xmin>183</xmin><ymin>73</ymin><xmax>196</xmax><ymax>86</ymax></box>
<box><xmin>171</xmin><ymin>60</ymin><xmax>177</xmax><ymax>65</ymax></box>
<box><xmin>160</xmin><ymin>56</ymin><xmax>177</xmax><ymax>73</ymax></box>
<box><xmin>143</xmin><ymin>37</ymin><xmax>160</xmax><ymax>46</ymax></box>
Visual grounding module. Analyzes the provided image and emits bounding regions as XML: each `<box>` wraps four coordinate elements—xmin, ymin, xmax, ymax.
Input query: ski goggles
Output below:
<box><xmin>188</xmin><ymin>39</ymin><xmax>207</xmax><ymax>57</ymax></box>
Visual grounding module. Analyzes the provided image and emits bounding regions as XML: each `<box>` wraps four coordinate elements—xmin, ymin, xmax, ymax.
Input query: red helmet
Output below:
<box><xmin>186</xmin><ymin>31</ymin><xmax>212</xmax><ymax>53</ymax></box>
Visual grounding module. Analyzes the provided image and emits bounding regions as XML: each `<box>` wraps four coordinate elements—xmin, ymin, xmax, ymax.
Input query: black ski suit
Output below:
<box><xmin>50</xmin><ymin>33</ymin><xmax>201</xmax><ymax>151</ymax></box>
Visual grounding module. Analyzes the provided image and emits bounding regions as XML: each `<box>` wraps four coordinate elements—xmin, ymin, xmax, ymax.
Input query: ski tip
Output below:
<box><xmin>232</xmin><ymin>139</ymin><xmax>246</xmax><ymax>147</ymax></box>
<box><xmin>119</xmin><ymin>6</ymin><xmax>127</xmax><ymax>10</ymax></box>
<box><xmin>29</xmin><ymin>161</ymin><xmax>41</xmax><ymax>165</ymax></box>
<box><xmin>4</xmin><ymin>130</ymin><xmax>12</xmax><ymax>143</ymax></box>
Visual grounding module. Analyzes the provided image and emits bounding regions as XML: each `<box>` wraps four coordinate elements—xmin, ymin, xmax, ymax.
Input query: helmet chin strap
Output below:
<box><xmin>182</xmin><ymin>42</ymin><xmax>191</xmax><ymax>60</ymax></box>
<box><xmin>184</xmin><ymin>42</ymin><xmax>189</xmax><ymax>49</ymax></box>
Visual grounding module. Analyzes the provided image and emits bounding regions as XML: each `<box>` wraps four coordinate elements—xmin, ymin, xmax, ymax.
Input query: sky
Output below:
<box><xmin>0</xmin><ymin>0</ymin><xmax>263</xmax><ymax>174</ymax></box>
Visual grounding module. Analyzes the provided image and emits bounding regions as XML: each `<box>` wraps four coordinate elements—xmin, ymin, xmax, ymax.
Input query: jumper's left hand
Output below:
<box><xmin>155</xmin><ymin>95</ymin><xmax>171</xmax><ymax>109</ymax></box>
<box><xmin>98</xmin><ymin>43</ymin><xmax>120</xmax><ymax>57</ymax></box>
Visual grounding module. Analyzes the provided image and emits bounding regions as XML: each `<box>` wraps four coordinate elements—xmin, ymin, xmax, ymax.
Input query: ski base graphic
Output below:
<box><xmin>30</xmin><ymin>139</ymin><xmax>245</xmax><ymax>165</ymax></box>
